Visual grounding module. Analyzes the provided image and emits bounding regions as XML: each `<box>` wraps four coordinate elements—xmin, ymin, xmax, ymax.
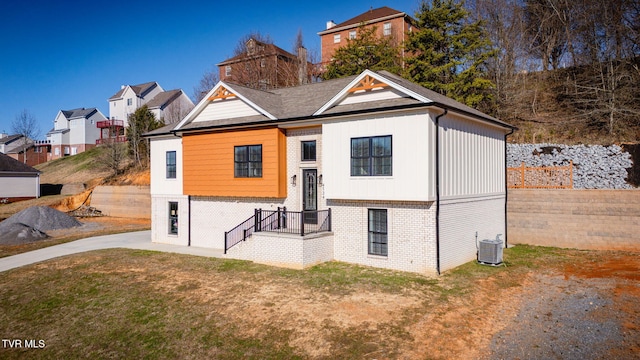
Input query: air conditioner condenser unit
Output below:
<box><xmin>477</xmin><ymin>237</ymin><xmax>503</xmax><ymax>266</ymax></box>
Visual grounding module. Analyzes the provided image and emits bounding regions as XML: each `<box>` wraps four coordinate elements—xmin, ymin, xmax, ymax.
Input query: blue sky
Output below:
<box><xmin>0</xmin><ymin>0</ymin><xmax>420</xmax><ymax>138</ymax></box>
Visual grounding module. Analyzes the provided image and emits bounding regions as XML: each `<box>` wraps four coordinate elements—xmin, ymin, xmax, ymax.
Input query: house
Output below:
<box><xmin>6</xmin><ymin>141</ymin><xmax>51</xmax><ymax>167</ymax></box>
<box><xmin>1</xmin><ymin>134</ymin><xmax>50</xmax><ymax>167</ymax></box>
<box><xmin>318</xmin><ymin>6</ymin><xmax>415</xmax><ymax>66</ymax></box>
<box><xmin>217</xmin><ymin>38</ymin><xmax>313</xmax><ymax>90</ymax></box>
<box><xmin>0</xmin><ymin>133</ymin><xmax>27</xmax><ymax>154</ymax></box>
<box><xmin>108</xmin><ymin>82</ymin><xmax>194</xmax><ymax>131</ymax></box>
<box><xmin>146</xmin><ymin>69</ymin><xmax>514</xmax><ymax>275</ymax></box>
<box><xmin>46</xmin><ymin>108</ymin><xmax>106</xmax><ymax>159</ymax></box>
<box><xmin>0</xmin><ymin>152</ymin><xmax>40</xmax><ymax>203</ymax></box>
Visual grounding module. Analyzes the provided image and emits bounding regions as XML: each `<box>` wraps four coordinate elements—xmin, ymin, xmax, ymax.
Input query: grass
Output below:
<box><xmin>0</xmin><ymin>244</ymin><xmax>582</xmax><ymax>359</ymax></box>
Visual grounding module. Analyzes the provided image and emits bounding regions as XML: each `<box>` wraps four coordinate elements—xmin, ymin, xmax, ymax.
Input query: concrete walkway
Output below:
<box><xmin>0</xmin><ymin>230</ymin><xmax>224</xmax><ymax>273</ymax></box>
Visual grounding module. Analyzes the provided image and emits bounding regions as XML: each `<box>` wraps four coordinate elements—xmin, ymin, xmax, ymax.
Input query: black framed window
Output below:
<box><xmin>301</xmin><ymin>140</ymin><xmax>316</xmax><ymax>161</ymax></box>
<box><xmin>166</xmin><ymin>151</ymin><xmax>176</xmax><ymax>179</ymax></box>
<box><xmin>169</xmin><ymin>202</ymin><xmax>178</xmax><ymax>235</ymax></box>
<box><xmin>234</xmin><ymin>145</ymin><xmax>262</xmax><ymax>177</ymax></box>
<box><xmin>368</xmin><ymin>209</ymin><xmax>388</xmax><ymax>256</ymax></box>
<box><xmin>351</xmin><ymin>135</ymin><xmax>392</xmax><ymax>176</ymax></box>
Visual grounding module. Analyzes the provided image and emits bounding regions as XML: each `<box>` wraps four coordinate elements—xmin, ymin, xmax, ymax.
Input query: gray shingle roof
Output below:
<box><xmin>0</xmin><ymin>134</ymin><xmax>22</xmax><ymax>145</ymax></box>
<box><xmin>0</xmin><ymin>153</ymin><xmax>39</xmax><ymax>174</ymax></box>
<box><xmin>109</xmin><ymin>82</ymin><xmax>159</xmax><ymax>100</ymax></box>
<box><xmin>61</xmin><ymin>108</ymin><xmax>97</xmax><ymax>119</ymax></box>
<box><xmin>175</xmin><ymin>70</ymin><xmax>514</xmax><ymax>133</ymax></box>
<box><xmin>318</xmin><ymin>7</ymin><xmax>410</xmax><ymax>34</ymax></box>
<box><xmin>146</xmin><ymin>90</ymin><xmax>183</xmax><ymax>110</ymax></box>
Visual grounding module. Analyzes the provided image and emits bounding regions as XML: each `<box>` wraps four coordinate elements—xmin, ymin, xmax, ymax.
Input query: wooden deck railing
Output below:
<box><xmin>507</xmin><ymin>161</ymin><xmax>573</xmax><ymax>189</ymax></box>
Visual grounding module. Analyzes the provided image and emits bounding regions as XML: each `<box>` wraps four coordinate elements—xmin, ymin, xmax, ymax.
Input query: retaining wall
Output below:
<box><xmin>508</xmin><ymin>189</ymin><xmax>640</xmax><ymax>251</ymax></box>
<box><xmin>91</xmin><ymin>186</ymin><xmax>151</xmax><ymax>219</ymax></box>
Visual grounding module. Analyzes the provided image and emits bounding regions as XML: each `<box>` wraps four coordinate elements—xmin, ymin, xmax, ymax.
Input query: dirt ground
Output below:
<box><xmin>4</xmin><ymin>216</ymin><xmax>639</xmax><ymax>358</ymax></box>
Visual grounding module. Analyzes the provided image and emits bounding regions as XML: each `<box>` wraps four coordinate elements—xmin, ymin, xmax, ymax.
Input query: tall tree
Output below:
<box><xmin>193</xmin><ymin>67</ymin><xmax>219</xmax><ymax>103</ymax></box>
<box><xmin>127</xmin><ymin>105</ymin><xmax>161</xmax><ymax>167</ymax></box>
<box><xmin>323</xmin><ymin>24</ymin><xmax>402</xmax><ymax>80</ymax></box>
<box><xmin>11</xmin><ymin>109</ymin><xmax>40</xmax><ymax>164</ymax></box>
<box><xmin>404</xmin><ymin>0</ymin><xmax>496</xmax><ymax>109</ymax></box>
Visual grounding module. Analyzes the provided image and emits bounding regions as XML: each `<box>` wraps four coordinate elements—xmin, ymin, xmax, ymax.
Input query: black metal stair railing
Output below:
<box><xmin>224</xmin><ymin>207</ymin><xmax>332</xmax><ymax>253</ymax></box>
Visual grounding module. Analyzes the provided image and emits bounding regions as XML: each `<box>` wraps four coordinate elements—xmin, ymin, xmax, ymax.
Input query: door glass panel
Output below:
<box><xmin>303</xmin><ymin>169</ymin><xmax>317</xmax><ymax>224</ymax></box>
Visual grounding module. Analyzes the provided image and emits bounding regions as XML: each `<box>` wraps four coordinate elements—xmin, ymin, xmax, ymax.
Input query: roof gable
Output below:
<box><xmin>314</xmin><ymin>70</ymin><xmax>431</xmax><ymax>115</ymax></box>
<box><xmin>175</xmin><ymin>82</ymin><xmax>277</xmax><ymax>130</ymax></box>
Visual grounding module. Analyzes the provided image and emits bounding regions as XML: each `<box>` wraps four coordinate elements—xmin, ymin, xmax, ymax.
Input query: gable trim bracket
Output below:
<box><xmin>313</xmin><ymin>70</ymin><xmax>431</xmax><ymax>116</ymax></box>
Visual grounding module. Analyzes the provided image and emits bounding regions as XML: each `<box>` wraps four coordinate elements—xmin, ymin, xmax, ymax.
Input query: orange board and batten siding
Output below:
<box><xmin>183</xmin><ymin>128</ymin><xmax>287</xmax><ymax>198</ymax></box>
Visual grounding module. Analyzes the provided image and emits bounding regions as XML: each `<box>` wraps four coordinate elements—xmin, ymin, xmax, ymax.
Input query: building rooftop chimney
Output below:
<box><xmin>326</xmin><ymin>20</ymin><xmax>336</xmax><ymax>29</ymax></box>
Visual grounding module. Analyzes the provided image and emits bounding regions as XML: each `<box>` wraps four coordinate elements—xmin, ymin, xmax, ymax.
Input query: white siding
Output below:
<box><xmin>193</xmin><ymin>99</ymin><xmax>261</xmax><ymax>122</ymax></box>
<box><xmin>0</xmin><ymin>175</ymin><xmax>39</xmax><ymax>198</ymax></box>
<box><xmin>150</xmin><ymin>137</ymin><xmax>183</xmax><ymax>195</ymax></box>
<box><xmin>53</xmin><ymin>112</ymin><xmax>68</xmax><ymax>131</ymax></box>
<box><xmin>323</xmin><ymin>111</ymin><xmax>435</xmax><ymax>202</ymax></box>
<box><xmin>439</xmin><ymin>114</ymin><xmax>505</xmax><ymax>198</ymax></box>
<box><xmin>438</xmin><ymin>195</ymin><xmax>506</xmax><ymax>272</ymax></box>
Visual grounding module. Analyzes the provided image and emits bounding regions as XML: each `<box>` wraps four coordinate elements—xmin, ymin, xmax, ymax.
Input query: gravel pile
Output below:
<box><xmin>508</xmin><ymin>143</ymin><xmax>634</xmax><ymax>189</ymax></box>
<box><xmin>0</xmin><ymin>206</ymin><xmax>82</xmax><ymax>245</ymax></box>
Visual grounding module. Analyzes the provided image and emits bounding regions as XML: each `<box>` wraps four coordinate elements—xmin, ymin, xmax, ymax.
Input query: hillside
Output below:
<box><xmin>1</xmin><ymin>147</ymin><xmax>149</xmax><ymax>220</ymax></box>
<box><xmin>35</xmin><ymin>146</ymin><xmax>150</xmax><ymax>187</ymax></box>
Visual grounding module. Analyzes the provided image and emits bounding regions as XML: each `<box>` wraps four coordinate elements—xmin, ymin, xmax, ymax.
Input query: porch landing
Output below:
<box><xmin>224</xmin><ymin>231</ymin><xmax>334</xmax><ymax>269</ymax></box>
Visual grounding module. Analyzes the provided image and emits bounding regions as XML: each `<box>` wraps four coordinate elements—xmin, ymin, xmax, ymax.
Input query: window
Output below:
<box><xmin>383</xmin><ymin>22</ymin><xmax>392</xmax><ymax>36</ymax></box>
<box><xmin>349</xmin><ymin>30</ymin><xmax>356</xmax><ymax>39</ymax></box>
<box><xmin>334</xmin><ymin>34</ymin><xmax>341</xmax><ymax>43</ymax></box>
<box><xmin>225</xmin><ymin>65</ymin><xmax>232</xmax><ymax>77</ymax></box>
<box><xmin>127</xmin><ymin>98</ymin><xmax>133</xmax><ymax>106</ymax></box>
<box><xmin>169</xmin><ymin>202</ymin><xmax>178</xmax><ymax>235</ymax></box>
<box><xmin>234</xmin><ymin>145</ymin><xmax>262</xmax><ymax>177</ymax></box>
<box><xmin>301</xmin><ymin>140</ymin><xmax>316</xmax><ymax>161</ymax></box>
<box><xmin>351</xmin><ymin>135</ymin><xmax>392</xmax><ymax>176</ymax></box>
<box><xmin>166</xmin><ymin>151</ymin><xmax>176</xmax><ymax>179</ymax></box>
<box><xmin>368</xmin><ymin>209</ymin><xmax>388</xmax><ymax>256</ymax></box>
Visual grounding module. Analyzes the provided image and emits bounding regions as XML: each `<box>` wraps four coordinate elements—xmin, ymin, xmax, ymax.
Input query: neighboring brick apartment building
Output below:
<box><xmin>217</xmin><ymin>38</ymin><xmax>313</xmax><ymax>89</ymax></box>
<box><xmin>318</xmin><ymin>6</ymin><xmax>416</xmax><ymax>66</ymax></box>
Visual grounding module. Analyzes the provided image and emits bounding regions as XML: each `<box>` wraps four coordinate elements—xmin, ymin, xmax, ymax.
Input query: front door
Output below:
<box><xmin>302</xmin><ymin>169</ymin><xmax>317</xmax><ymax>224</ymax></box>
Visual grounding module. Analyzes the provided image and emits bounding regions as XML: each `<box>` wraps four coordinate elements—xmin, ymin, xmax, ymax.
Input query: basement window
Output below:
<box><xmin>368</xmin><ymin>209</ymin><xmax>388</xmax><ymax>256</ymax></box>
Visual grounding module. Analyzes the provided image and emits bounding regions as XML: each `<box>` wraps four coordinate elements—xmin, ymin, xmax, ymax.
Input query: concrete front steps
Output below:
<box><xmin>507</xmin><ymin>189</ymin><xmax>640</xmax><ymax>251</ymax></box>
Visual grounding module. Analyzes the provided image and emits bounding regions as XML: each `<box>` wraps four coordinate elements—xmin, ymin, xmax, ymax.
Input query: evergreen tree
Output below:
<box><xmin>404</xmin><ymin>0</ymin><xmax>496</xmax><ymax>110</ymax></box>
<box><xmin>127</xmin><ymin>105</ymin><xmax>161</xmax><ymax>167</ymax></box>
<box><xmin>323</xmin><ymin>24</ymin><xmax>402</xmax><ymax>80</ymax></box>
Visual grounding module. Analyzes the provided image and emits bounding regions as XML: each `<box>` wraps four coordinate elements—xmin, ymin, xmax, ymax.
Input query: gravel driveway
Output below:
<box><xmin>485</xmin><ymin>257</ymin><xmax>640</xmax><ymax>359</ymax></box>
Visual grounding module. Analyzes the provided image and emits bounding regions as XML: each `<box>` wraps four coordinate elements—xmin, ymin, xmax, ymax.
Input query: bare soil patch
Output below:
<box><xmin>0</xmin><ymin>217</ymin><xmax>637</xmax><ymax>358</ymax></box>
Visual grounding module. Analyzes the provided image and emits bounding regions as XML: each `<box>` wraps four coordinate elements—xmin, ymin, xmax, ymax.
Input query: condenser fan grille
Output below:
<box><xmin>478</xmin><ymin>239</ymin><xmax>503</xmax><ymax>265</ymax></box>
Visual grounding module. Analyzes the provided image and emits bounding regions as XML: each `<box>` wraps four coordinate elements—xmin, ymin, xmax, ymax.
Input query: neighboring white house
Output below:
<box><xmin>46</xmin><ymin>108</ymin><xmax>106</xmax><ymax>159</ymax></box>
<box><xmin>108</xmin><ymin>82</ymin><xmax>194</xmax><ymax>127</ymax></box>
<box><xmin>145</xmin><ymin>70</ymin><xmax>515</xmax><ymax>275</ymax></box>
<box><xmin>0</xmin><ymin>134</ymin><xmax>29</xmax><ymax>154</ymax></box>
<box><xmin>0</xmin><ymin>152</ymin><xmax>40</xmax><ymax>202</ymax></box>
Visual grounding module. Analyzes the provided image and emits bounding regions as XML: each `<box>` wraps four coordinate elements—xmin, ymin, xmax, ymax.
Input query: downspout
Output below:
<box><xmin>188</xmin><ymin>195</ymin><xmax>192</xmax><ymax>247</ymax></box>
<box><xmin>435</xmin><ymin>109</ymin><xmax>448</xmax><ymax>276</ymax></box>
<box><xmin>504</xmin><ymin>127</ymin><xmax>515</xmax><ymax>249</ymax></box>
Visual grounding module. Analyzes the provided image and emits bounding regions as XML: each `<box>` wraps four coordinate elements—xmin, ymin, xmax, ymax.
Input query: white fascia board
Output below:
<box><xmin>313</xmin><ymin>69</ymin><xmax>432</xmax><ymax>116</ymax></box>
<box><xmin>174</xmin><ymin>81</ymin><xmax>277</xmax><ymax>131</ymax></box>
